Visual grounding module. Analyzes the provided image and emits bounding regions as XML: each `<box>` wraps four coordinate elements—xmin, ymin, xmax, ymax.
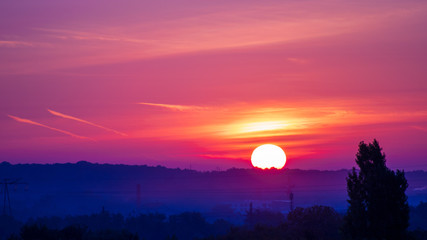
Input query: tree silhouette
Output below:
<box><xmin>410</xmin><ymin>201</ymin><xmax>427</xmax><ymax>230</ymax></box>
<box><xmin>287</xmin><ymin>205</ymin><xmax>342</xmax><ymax>240</ymax></box>
<box><xmin>343</xmin><ymin>139</ymin><xmax>409</xmax><ymax>239</ymax></box>
<box><xmin>244</xmin><ymin>209</ymin><xmax>285</xmax><ymax>228</ymax></box>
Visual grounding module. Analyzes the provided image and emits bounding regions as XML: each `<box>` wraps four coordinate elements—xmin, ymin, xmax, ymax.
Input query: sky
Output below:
<box><xmin>1</xmin><ymin>0</ymin><xmax>427</xmax><ymax>170</ymax></box>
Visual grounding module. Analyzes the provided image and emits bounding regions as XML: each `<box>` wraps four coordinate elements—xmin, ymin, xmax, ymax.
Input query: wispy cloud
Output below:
<box><xmin>0</xmin><ymin>40</ymin><xmax>33</xmax><ymax>47</ymax></box>
<box><xmin>412</xmin><ymin>126</ymin><xmax>427</xmax><ymax>132</ymax></box>
<box><xmin>414</xmin><ymin>186</ymin><xmax>427</xmax><ymax>191</ymax></box>
<box><xmin>35</xmin><ymin>28</ymin><xmax>151</xmax><ymax>44</ymax></box>
<box><xmin>47</xmin><ymin>109</ymin><xmax>127</xmax><ymax>136</ymax></box>
<box><xmin>138</xmin><ymin>102</ymin><xmax>206</xmax><ymax>111</ymax></box>
<box><xmin>287</xmin><ymin>58</ymin><xmax>308</xmax><ymax>64</ymax></box>
<box><xmin>7</xmin><ymin>115</ymin><xmax>92</xmax><ymax>140</ymax></box>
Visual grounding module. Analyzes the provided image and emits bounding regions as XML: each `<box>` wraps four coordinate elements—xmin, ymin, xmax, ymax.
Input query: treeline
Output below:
<box><xmin>216</xmin><ymin>205</ymin><xmax>342</xmax><ymax>240</ymax></box>
<box><xmin>208</xmin><ymin>203</ymin><xmax>427</xmax><ymax>240</ymax></box>
<box><xmin>2</xmin><ymin>202</ymin><xmax>427</xmax><ymax>240</ymax></box>
<box><xmin>0</xmin><ymin>210</ymin><xmax>231</xmax><ymax>240</ymax></box>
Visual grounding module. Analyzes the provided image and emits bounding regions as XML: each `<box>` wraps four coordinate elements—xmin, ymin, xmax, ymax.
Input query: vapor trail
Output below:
<box><xmin>7</xmin><ymin>115</ymin><xmax>92</xmax><ymax>140</ymax></box>
<box><xmin>138</xmin><ymin>102</ymin><xmax>206</xmax><ymax>111</ymax></box>
<box><xmin>47</xmin><ymin>109</ymin><xmax>127</xmax><ymax>136</ymax></box>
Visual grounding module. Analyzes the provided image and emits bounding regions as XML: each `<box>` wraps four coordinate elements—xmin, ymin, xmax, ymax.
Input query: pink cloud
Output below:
<box><xmin>138</xmin><ymin>102</ymin><xmax>206</xmax><ymax>111</ymax></box>
<box><xmin>47</xmin><ymin>109</ymin><xmax>127</xmax><ymax>136</ymax></box>
<box><xmin>7</xmin><ymin>114</ymin><xmax>93</xmax><ymax>140</ymax></box>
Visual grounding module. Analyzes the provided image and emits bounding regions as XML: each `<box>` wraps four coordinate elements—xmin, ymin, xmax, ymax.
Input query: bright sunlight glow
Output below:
<box><xmin>241</xmin><ymin>121</ymin><xmax>288</xmax><ymax>133</ymax></box>
<box><xmin>251</xmin><ymin>144</ymin><xmax>287</xmax><ymax>169</ymax></box>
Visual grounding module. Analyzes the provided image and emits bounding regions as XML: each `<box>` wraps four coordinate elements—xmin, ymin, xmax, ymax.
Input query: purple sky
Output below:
<box><xmin>1</xmin><ymin>0</ymin><xmax>427</xmax><ymax>170</ymax></box>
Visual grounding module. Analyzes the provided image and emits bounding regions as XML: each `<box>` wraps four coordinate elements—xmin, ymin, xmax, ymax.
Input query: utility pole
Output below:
<box><xmin>248</xmin><ymin>202</ymin><xmax>254</xmax><ymax>227</ymax></box>
<box><xmin>136</xmin><ymin>183</ymin><xmax>141</xmax><ymax>209</ymax></box>
<box><xmin>289</xmin><ymin>191</ymin><xmax>294</xmax><ymax>211</ymax></box>
<box><xmin>0</xmin><ymin>178</ymin><xmax>27</xmax><ymax>216</ymax></box>
<box><xmin>287</xmin><ymin>176</ymin><xmax>295</xmax><ymax>212</ymax></box>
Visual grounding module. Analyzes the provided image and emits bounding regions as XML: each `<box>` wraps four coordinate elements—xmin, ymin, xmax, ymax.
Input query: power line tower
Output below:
<box><xmin>0</xmin><ymin>178</ymin><xmax>27</xmax><ymax>216</ymax></box>
<box><xmin>289</xmin><ymin>191</ymin><xmax>294</xmax><ymax>211</ymax></box>
<box><xmin>287</xmin><ymin>176</ymin><xmax>295</xmax><ymax>212</ymax></box>
<box><xmin>136</xmin><ymin>183</ymin><xmax>141</xmax><ymax>209</ymax></box>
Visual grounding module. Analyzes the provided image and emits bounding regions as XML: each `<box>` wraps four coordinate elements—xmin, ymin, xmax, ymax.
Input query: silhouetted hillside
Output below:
<box><xmin>1</xmin><ymin>161</ymin><xmax>426</xmax><ymax>221</ymax></box>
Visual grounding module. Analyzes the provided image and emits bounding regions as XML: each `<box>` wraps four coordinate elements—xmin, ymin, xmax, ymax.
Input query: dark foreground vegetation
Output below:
<box><xmin>205</xmin><ymin>204</ymin><xmax>427</xmax><ymax>240</ymax></box>
<box><xmin>1</xmin><ymin>210</ymin><xmax>232</xmax><ymax>240</ymax></box>
<box><xmin>1</xmin><ymin>202</ymin><xmax>427</xmax><ymax>240</ymax></box>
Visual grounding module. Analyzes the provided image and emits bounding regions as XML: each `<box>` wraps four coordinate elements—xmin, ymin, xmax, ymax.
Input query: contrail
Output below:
<box><xmin>7</xmin><ymin>115</ymin><xmax>92</xmax><ymax>140</ymax></box>
<box><xmin>47</xmin><ymin>109</ymin><xmax>127</xmax><ymax>136</ymax></box>
<box><xmin>138</xmin><ymin>102</ymin><xmax>206</xmax><ymax>111</ymax></box>
<box><xmin>414</xmin><ymin>186</ymin><xmax>427</xmax><ymax>191</ymax></box>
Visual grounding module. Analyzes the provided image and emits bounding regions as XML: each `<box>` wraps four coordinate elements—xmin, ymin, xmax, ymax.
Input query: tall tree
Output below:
<box><xmin>343</xmin><ymin>139</ymin><xmax>409</xmax><ymax>240</ymax></box>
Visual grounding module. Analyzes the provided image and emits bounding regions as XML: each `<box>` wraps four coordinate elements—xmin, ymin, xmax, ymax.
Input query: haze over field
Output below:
<box><xmin>2</xmin><ymin>162</ymin><xmax>427</xmax><ymax>221</ymax></box>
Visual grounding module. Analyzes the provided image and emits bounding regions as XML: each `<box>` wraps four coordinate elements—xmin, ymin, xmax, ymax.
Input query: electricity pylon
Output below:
<box><xmin>0</xmin><ymin>178</ymin><xmax>27</xmax><ymax>216</ymax></box>
<box><xmin>289</xmin><ymin>190</ymin><xmax>294</xmax><ymax>211</ymax></box>
<box><xmin>287</xmin><ymin>176</ymin><xmax>295</xmax><ymax>212</ymax></box>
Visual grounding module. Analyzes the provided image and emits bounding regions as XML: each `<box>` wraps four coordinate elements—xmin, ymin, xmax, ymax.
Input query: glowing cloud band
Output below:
<box><xmin>8</xmin><ymin>114</ymin><xmax>92</xmax><ymax>140</ymax></box>
<box><xmin>47</xmin><ymin>109</ymin><xmax>127</xmax><ymax>136</ymax></box>
<box><xmin>138</xmin><ymin>102</ymin><xmax>206</xmax><ymax>111</ymax></box>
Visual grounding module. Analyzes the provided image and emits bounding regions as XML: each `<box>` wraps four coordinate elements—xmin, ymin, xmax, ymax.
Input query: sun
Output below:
<box><xmin>251</xmin><ymin>144</ymin><xmax>287</xmax><ymax>169</ymax></box>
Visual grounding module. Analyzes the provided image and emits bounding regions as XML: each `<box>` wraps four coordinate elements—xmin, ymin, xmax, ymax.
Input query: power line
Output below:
<box><xmin>0</xmin><ymin>178</ymin><xmax>27</xmax><ymax>216</ymax></box>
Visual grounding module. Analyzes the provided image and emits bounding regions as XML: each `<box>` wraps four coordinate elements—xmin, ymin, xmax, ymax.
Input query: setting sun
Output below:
<box><xmin>251</xmin><ymin>144</ymin><xmax>287</xmax><ymax>169</ymax></box>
